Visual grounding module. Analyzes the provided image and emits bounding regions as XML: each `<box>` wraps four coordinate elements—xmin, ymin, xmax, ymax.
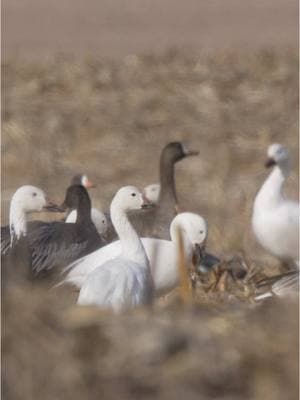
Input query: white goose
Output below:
<box><xmin>64</xmin><ymin>212</ymin><xmax>207</xmax><ymax>297</ymax></box>
<box><xmin>143</xmin><ymin>183</ymin><xmax>161</xmax><ymax>205</ymax></box>
<box><xmin>252</xmin><ymin>143</ymin><xmax>299</xmax><ymax>266</ymax></box>
<box><xmin>66</xmin><ymin>208</ymin><xmax>108</xmax><ymax>237</ymax></box>
<box><xmin>1</xmin><ymin>185</ymin><xmax>60</xmax><ymax>254</ymax></box>
<box><xmin>77</xmin><ymin>186</ymin><xmax>154</xmax><ymax>311</ymax></box>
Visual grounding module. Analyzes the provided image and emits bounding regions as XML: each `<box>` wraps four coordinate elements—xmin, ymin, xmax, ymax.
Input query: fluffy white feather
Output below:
<box><xmin>64</xmin><ymin>212</ymin><xmax>207</xmax><ymax>297</ymax></box>
<box><xmin>77</xmin><ymin>186</ymin><xmax>154</xmax><ymax>311</ymax></box>
<box><xmin>252</xmin><ymin>143</ymin><xmax>299</xmax><ymax>265</ymax></box>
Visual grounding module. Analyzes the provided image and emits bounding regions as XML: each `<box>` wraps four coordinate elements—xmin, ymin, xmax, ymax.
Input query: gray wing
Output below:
<box><xmin>28</xmin><ymin>222</ymin><xmax>91</xmax><ymax>274</ymax></box>
<box><xmin>255</xmin><ymin>270</ymin><xmax>299</xmax><ymax>300</ymax></box>
<box><xmin>1</xmin><ymin>226</ymin><xmax>11</xmax><ymax>255</ymax></box>
<box><xmin>272</xmin><ymin>271</ymin><xmax>299</xmax><ymax>297</ymax></box>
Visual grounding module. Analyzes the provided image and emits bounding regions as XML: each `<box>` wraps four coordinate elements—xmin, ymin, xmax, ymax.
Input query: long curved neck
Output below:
<box><xmin>256</xmin><ymin>164</ymin><xmax>289</xmax><ymax>208</ymax></box>
<box><xmin>170</xmin><ymin>220</ymin><xmax>193</xmax><ymax>262</ymax></box>
<box><xmin>75</xmin><ymin>194</ymin><xmax>92</xmax><ymax>225</ymax></box>
<box><xmin>9</xmin><ymin>200</ymin><xmax>27</xmax><ymax>243</ymax></box>
<box><xmin>110</xmin><ymin>202</ymin><xmax>148</xmax><ymax>265</ymax></box>
<box><xmin>159</xmin><ymin>155</ymin><xmax>178</xmax><ymax>206</ymax></box>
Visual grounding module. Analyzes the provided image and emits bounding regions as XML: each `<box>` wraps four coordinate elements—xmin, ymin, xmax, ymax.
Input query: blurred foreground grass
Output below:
<box><xmin>1</xmin><ymin>49</ymin><xmax>299</xmax><ymax>399</ymax></box>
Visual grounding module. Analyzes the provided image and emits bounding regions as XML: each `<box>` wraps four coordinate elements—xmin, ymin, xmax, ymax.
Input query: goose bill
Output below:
<box><xmin>182</xmin><ymin>143</ymin><xmax>199</xmax><ymax>157</ymax></box>
<box><xmin>141</xmin><ymin>194</ymin><xmax>155</xmax><ymax>209</ymax></box>
<box><xmin>83</xmin><ymin>178</ymin><xmax>96</xmax><ymax>188</ymax></box>
<box><xmin>43</xmin><ymin>201</ymin><xmax>66</xmax><ymax>212</ymax></box>
<box><xmin>193</xmin><ymin>242</ymin><xmax>206</xmax><ymax>265</ymax></box>
<box><xmin>264</xmin><ymin>157</ymin><xmax>276</xmax><ymax>168</ymax></box>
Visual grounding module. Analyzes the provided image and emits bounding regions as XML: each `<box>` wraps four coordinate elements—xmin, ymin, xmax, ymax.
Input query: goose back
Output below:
<box><xmin>28</xmin><ymin>185</ymin><xmax>103</xmax><ymax>275</ymax></box>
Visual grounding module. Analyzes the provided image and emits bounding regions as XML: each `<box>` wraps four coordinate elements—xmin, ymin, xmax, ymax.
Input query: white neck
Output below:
<box><xmin>9</xmin><ymin>201</ymin><xmax>27</xmax><ymax>244</ymax></box>
<box><xmin>255</xmin><ymin>164</ymin><xmax>289</xmax><ymax>208</ymax></box>
<box><xmin>110</xmin><ymin>203</ymin><xmax>149</xmax><ymax>266</ymax></box>
<box><xmin>170</xmin><ymin>220</ymin><xmax>194</xmax><ymax>263</ymax></box>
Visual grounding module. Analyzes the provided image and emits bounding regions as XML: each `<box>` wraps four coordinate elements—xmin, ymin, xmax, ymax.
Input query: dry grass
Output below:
<box><xmin>1</xmin><ymin>49</ymin><xmax>299</xmax><ymax>399</ymax></box>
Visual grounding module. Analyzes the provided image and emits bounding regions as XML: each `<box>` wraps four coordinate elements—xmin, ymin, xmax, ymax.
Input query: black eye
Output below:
<box><xmin>131</xmin><ymin>193</ymin><xmax>136</xmax><ymax>197</ymax></box>
<box><xmin>199</xmin><ymin>230</ymin><xmax>203</xmax><ymax>234</ymax></box>
<box><xmin>102</xmin><ymin>220</ymin><xmax>105</xmax><ymax>224</ymax></box>
<box><xmin>32</xmin><ymin>192</ymin><xmax>37</xmax><ymax>197</ymax></box>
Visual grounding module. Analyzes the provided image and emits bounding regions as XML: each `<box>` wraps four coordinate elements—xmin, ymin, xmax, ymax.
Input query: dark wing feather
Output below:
<box><xmin>28</xmin><ymin>221</ymin><xmax>102</xmax><ymax>274</ymax></box>
<box><xmin>1</xmin><ymin>225</ymin><xmax>11</xmax><ymax>255</ymax></box>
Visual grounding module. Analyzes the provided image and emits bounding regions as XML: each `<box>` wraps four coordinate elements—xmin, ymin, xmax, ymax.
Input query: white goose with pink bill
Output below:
<box><xmin>252</xmin><ymin>143</ymin><xmax>299</xmax><ymax>268</ymax></box>
<box><xmin>77</xmin><ymin>186</ymin><xmax>154</xmax><ymax>312</ymax></box>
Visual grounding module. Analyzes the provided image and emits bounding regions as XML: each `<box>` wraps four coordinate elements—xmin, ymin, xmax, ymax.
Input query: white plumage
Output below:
<box><xmin>143</xmin><ymin>183</ymin><xmax>161</xmax><ymax>204</ymax></box>
<box><xmin>9</xmin><ymin>186</ymin><xmax>50</xmax><ymax>241</ymax></box>
<box><xmin>65</xmin><ymin>212</ymin><xmax>207</xmax><ymax>297</ymax></box>
<box><xmin>77</xmin><ymin>186</ymin><xmax>154</xmax><ymax>311</ymax></box>
<box><xmin>252</xmin><ymin>143</ymin><xmax>299</xmax><ymax>266</ymax></box>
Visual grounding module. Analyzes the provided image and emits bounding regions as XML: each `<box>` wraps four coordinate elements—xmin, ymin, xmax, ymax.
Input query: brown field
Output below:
<box><xmin>2</xmin><ymin>49</ymin><xmax>299</xmax><ymax>400</ymax></box>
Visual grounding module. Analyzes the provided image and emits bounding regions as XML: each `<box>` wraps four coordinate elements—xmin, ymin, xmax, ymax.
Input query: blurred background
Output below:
<box><xmin>2</xmin><ymin>1</ymin><xmax>299</xmax><ymax>400</ymax></box>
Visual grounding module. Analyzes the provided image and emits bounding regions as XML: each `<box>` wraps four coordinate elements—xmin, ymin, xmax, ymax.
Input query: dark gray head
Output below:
<box><xmin>160</xmin><ymin>142</ymin><xmax>198</xmax><ymax>165</ymax></box>
<box><xmin>158</xmin><ymin>142</ymin><xmax>199</xmax><ymax>204</ymax></box>
<box><xmin>71</xmin><ymin>174</ymin><xmax>96</xmax><ymax>189</ymax></box>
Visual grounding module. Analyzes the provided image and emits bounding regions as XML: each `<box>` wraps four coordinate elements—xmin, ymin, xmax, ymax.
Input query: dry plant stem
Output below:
<box><xmin>176</xmin><ymin>228</ymin><xmax>193</xmax><ymax>304</ymax></box>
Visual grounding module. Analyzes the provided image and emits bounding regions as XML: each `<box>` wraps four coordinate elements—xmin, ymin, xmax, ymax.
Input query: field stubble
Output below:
<box><xmin>2</xmin><ymin>50</ymin><xmax>299</xmax><ymax>399</ymax></box>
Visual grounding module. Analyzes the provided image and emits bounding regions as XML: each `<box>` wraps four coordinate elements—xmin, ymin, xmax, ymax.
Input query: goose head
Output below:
<box><xmin>111</xmin><ymin>186</ymin><xmax>153</xmax><ymax>214</ymax></box>
<box><xmin>90</xmin><ymin>209</ymin><xmax>108</xmax><ymax>235</ymax></box>
<box><xmin>9</xmin><ymin>185</ymin><xmax>62</xmax><ymax>240</ymax></box>
<box><xmin>11</xmin><ymin>185</ymin><xmax>62</xmax><ymax>213</ymax></box>
<box><xmin>161</xmin><ymin>142</ymin><xmax>199</xmax><ymax>165</ymax></box>
<box><xmin>265</xmin><ymin>143</ymin><xmax>290</xmax><ymax>169</ymax></box>
<box><xmin>61</xmin><ymin>185</ymin><xmax>91</xmax><ymax>212</ymax></box>
<box><xmin>143</xmin><ymin>183</ymin><xmax>161</xmax><ymax>204</ymax></box>
<box><xmin>170</xmin><ymin>212</ymin><xmax>207</xmax><ymax>255</ymax></box>
<box><xmin>71</xmin><ymin>174</ymin><xmax>96</xmax><ymax>188</ymax></box>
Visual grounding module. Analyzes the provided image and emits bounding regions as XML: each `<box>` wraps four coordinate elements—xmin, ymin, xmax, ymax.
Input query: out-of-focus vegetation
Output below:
<box><xmin>2</xmin><ymin>50</ymin><xmax>298</xmax><ymax>265</ymax></box>
<box><xmin>2</xmin><ymin>50</ymin><xmax>299</xmax><ymax>400</ymax></box>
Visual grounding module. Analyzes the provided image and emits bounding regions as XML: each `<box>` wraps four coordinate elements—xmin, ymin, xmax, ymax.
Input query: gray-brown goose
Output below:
<box><xmin>28</xmin><ymin>185</ymin><xmax>104</xmax><ymax>276</ymax></box>
<box><xmin>129</xmin><ymin>141</ymin><xmax>198</xmax><ymax>240</ymax></box>
<box><xmin>104</xmin><ymin>142</ymin><xmax>198</xmax><ymax>241</ymax></box>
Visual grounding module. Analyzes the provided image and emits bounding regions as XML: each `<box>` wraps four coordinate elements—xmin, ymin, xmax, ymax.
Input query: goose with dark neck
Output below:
<box><xmin>64</xmin><ymin>173</ymin><xmax>97</xmax><ymax>221</ymax></box>
<box><xmin>71</xmin><ymin>173</ymin><xmax>96</xmax><ymax>189</ymax></box>
<box><xmin>28</xmin><ymin>185</ymin><xmax>104</xmax><ymax>276</ymax></box>
<box><xmin>128</xmin><ymin>141</ymin><xmax>198</xmax><ymax>240</ymax></box>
